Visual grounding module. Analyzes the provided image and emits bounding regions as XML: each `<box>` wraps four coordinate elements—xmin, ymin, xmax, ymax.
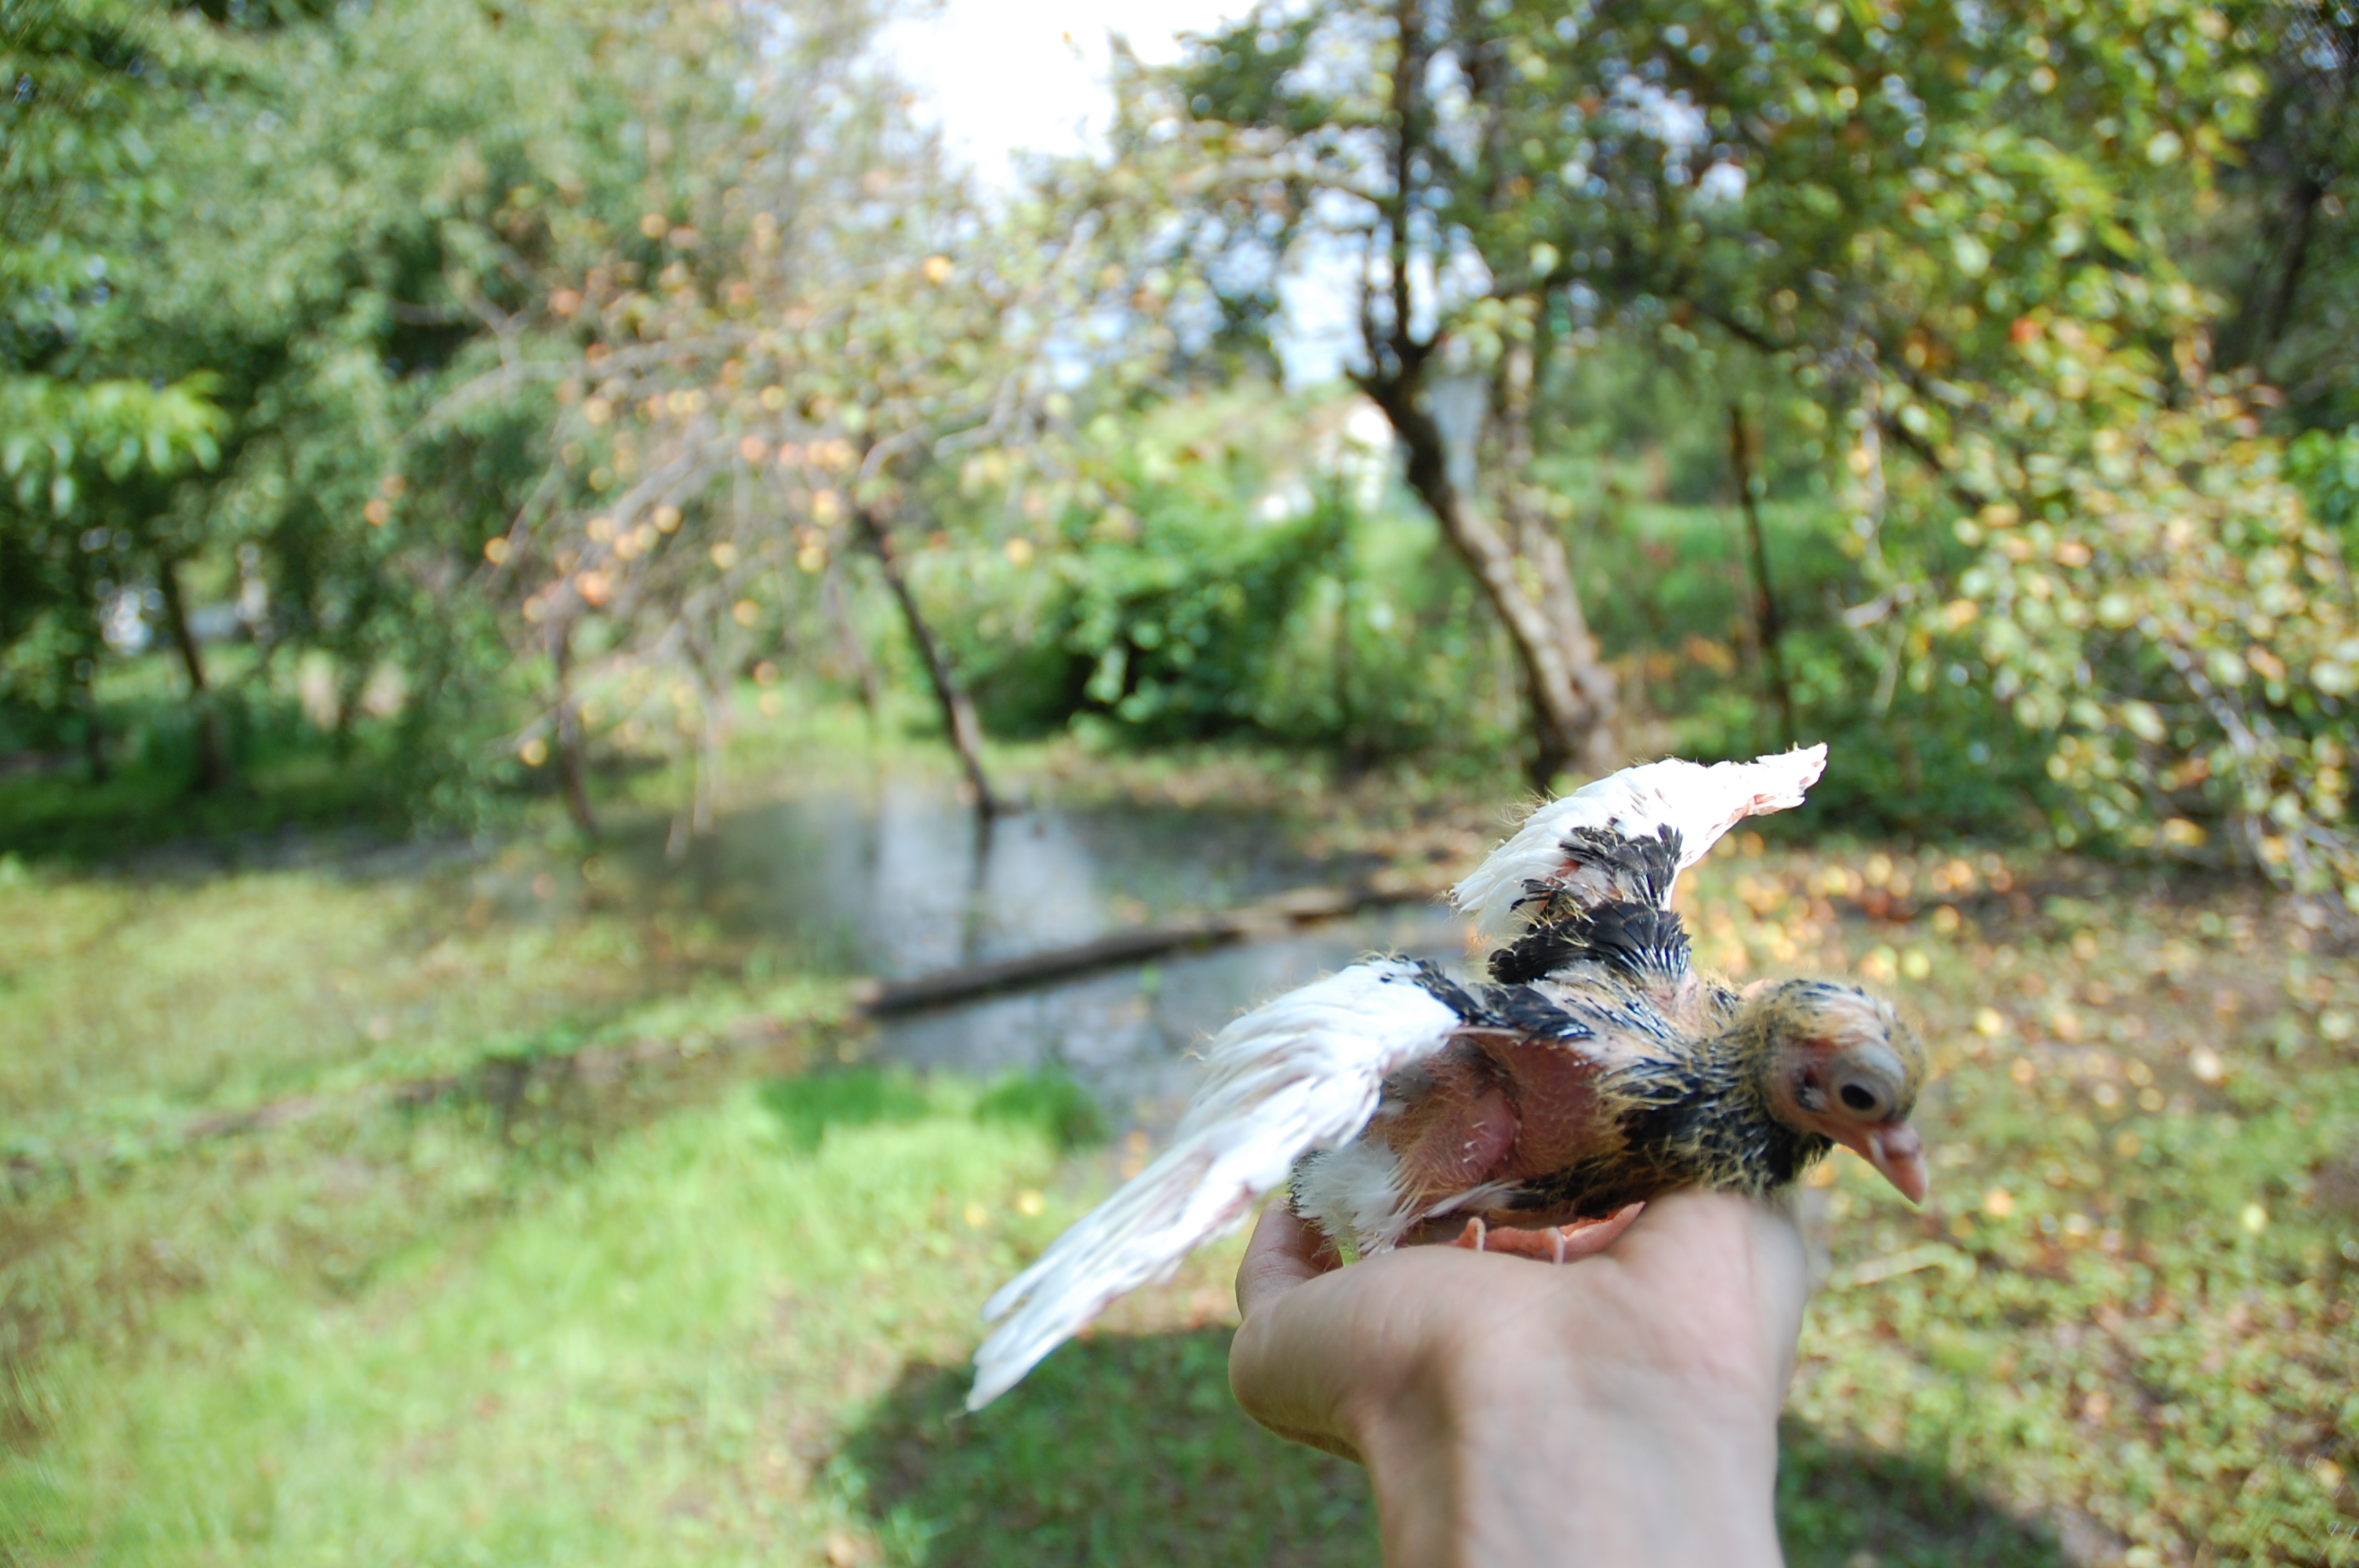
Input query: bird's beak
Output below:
<box><xmin>1837</xmin><ymin>1122</ymin><xmax>1928</xmax><ymax>1205</ymax></box>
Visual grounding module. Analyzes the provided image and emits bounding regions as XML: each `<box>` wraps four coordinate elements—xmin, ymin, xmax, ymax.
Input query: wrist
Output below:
<box><xmin>1347</xmin><ymin>1334</ymin><xmax>1787</xmax><ymax>1568</ymax></box>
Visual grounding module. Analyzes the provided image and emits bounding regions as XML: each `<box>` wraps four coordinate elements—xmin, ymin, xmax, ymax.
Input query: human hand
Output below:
<box><xmin>1230</xmin><ymin>1191</ymin><xmax>1808</xmax><ymax>1568</ymax></box>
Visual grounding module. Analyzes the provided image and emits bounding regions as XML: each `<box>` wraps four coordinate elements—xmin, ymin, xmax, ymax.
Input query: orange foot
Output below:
<box><xmin>1448</xmin><ymin>1204</ymin><xmax>1645</xmax><ymax>1263</ymax></box>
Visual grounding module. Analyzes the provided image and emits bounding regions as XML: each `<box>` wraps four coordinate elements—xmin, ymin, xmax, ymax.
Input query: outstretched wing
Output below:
<box><xmin>1452</xmin><ymin>750</ymin><xmax>1821</xmax><ymax>981</ymax></box>
<box><xmin>968</xmin><ymin>958</ymin><xmax>1459</xmax><ymax>1410</ymax></box>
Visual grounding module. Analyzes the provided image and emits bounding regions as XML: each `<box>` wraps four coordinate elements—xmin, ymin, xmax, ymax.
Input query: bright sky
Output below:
<box><xmin>885</xmin><ymin>0</ymin><xmax>1361</xmax><ymax>384</ymax></box>
<box><xmin>885</xmin><ymin>0</ymin><xmax>1246</xmax><ymax>187</ymax></box>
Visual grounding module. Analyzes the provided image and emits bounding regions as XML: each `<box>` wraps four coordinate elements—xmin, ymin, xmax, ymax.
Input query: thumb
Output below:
<box><xmin>1235</xmin><ymin>1202</ymin><xmax>1339</xmax><ymax>1322</ymax></box>
<box><xmin>1231</xmin><ymin>1203</ymin><xmax>1368</xmax><ymax>1462</ymax></box>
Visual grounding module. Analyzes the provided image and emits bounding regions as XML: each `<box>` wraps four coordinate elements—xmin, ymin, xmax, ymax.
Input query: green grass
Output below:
<box><xmin>0</xmin><ymin>1040</ymin><xmax>1371</xmax><ymax>1564</ymax></box>
<box><xmin>2</xmin><ymin>766</ymin><xmax>2354</xmax><ymax>1566</ymax></box>
<box><xmin>0</xmin><ymin>848</ymin><xmax>852</xmax><ymax>1163</ymax></box>
<box><xmin>1714</xmin><ymin>844</ymin><xmax>2358</xmax><ymax>1568</ymax></box>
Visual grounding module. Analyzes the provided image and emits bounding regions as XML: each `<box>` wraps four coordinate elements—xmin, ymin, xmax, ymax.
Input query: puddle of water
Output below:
<box><xmin>599</xmin><ymin>773</ymin><xmax>1472</xmax><ymax>1125</ymax></box>
<box><xmin>874</xmin><ymin>904</ymin><xmax>1467</xmax><ymax>1131</ymax></box>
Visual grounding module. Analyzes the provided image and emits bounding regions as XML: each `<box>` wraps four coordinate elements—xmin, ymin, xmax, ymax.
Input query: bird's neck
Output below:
<box><xmin>1690</xmin><ymin>1014</ymin><xmax>1780</xmax><ymax>1123</ymax></box>
<box><xmin>1659</xmin><ymin>1007</ymin><xmax>1829</xmax><ymax>1196</ymax></box>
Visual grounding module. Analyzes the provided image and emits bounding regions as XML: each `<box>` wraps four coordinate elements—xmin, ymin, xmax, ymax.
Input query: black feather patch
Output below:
<box><xmin>1508</xmin><ymin>822</ymin><xmax>1686</xmax><ymax>931</ymax></box>
<box><xmin>1487</xmin><ymin>925</ymin><xmax>1584</xmax><ymax>984</ymax></box>
<box><xmin>1473</xmin><ymin>982</ymin><xmax>1591</xmax><ymax>1041</ymax></box>
<box><xmin>1488</xmin><ymin>900</ymin><xmax>1692</xmax><ymax>985</ymax></box>
<box><xmin>1507</xmin><ymin>1156</ymin><xmax>1667</xmax><ymax>1220</ymax></box>
<box><xmin>1405</xmin><ymin>961</ymin><xmax>1590</xmax><ymax>1042</ymax></box>
<box><xmin>1406</xmin><ymin>960</ymin><xmax>1485</xmax><ymax>1022</ymax></box>
<box><xmin>1581</xmin><ymin>901</ymin><xmax>1693</xmax><ymax>978</ymax></box>
<box><xmin>1558</xmin><ymin>822</ymin><xmax>1684</xmax><ymax>906</ymax></box>
<box><xmin>1508</xmin><ymin>877</ymin><xmax>1560</xmax><ymax>924</ymax></box>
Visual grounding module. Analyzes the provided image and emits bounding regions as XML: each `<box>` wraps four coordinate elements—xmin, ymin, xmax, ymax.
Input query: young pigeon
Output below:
<box><xmin>968</xmin><ymin>744</ymin><xmax>1928</xmax><ymax>1409</ymax></box>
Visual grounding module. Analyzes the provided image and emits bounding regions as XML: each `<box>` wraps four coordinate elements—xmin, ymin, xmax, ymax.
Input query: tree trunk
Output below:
<box><xmin>330</xmin><ymin>656</ymin><xmax>368</xmax><ymax>757</ymax></box>
<box><xmin>822</xmin><ymin>557</ymin><xmax>884</xmax><ymax>715</ymax></box>
<box><xmin>1360</xmin><ymin>368</ymin><xmax>1617</xmax><ymax>788</ymax></box>
<box><xmin>1495</xmin><ymin>339</ymin><xmax>1619</xmax><ymax>779</ymax></box>
<box><xmin>1332</xmin><ymin>495</ymin><xmax>1359</xmax><ymax>757</ymax></box>
<box><xmin>547</xmin><ymin>613</ymin><xmax>598</xmax><ymax>837</ymax></box>
<box><xmin>2257</xmin><ymin>170</ymin><xmax>2323</xmax><ymax>362</ymax></box>
<box><xmin>154</xmin><ymin>557</ymin><xmax>228</xmax><ymax>793</ymax></box>
<box><xmin>2223</xmin><ymin>11</ymin><xmax>2353</xmax><ymax>372</ymax></box>
<box><xmin>79</xmin><ymin>670</ymin><xmax>108</xmax><ymax>785</ymax></box>
<box><xmin>1728</xmin><ymin>403</ymin><xmax>1795</xmax><ymax>746</ymax></box>
<box><xmin>1354</xmin><ymin>2</ymin><xmax>1615</xmax><ymax>789</ymax></box>
<box><xmin>678</xmin><ymin>626</ymin><xmax>726</xmax><ymax>843</ymax></box>
<box><xmin>854</xmin><ymin>505</ymin><xmax>1005</xmax><ymax>815</ymax></box>
<box><xmin>61</xmin><ymin>550</ymin><xmax>111</xmax><ymax>785</ymax></box>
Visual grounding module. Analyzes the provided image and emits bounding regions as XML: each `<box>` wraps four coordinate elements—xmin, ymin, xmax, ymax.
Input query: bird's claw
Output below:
<box><xmin>1447</xmin><ymin>1204</ymin><xmax>1644</xmax><ymax>1263</ymax></box>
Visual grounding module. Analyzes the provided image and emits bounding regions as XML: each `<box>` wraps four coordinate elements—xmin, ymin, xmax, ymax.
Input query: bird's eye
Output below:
<box><xmin>1839</xmin><ymin>1083</ymin><xmax>1879</xmax><ymax>1112</ymax></box>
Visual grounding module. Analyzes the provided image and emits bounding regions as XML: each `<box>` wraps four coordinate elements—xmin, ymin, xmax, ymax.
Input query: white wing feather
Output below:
<box><xmin>1450</xmin><ymin>745</ymin><xmax>1829</xmax><ymax>946</ymax></box>
<box><xmin>967</xmin><ymin>958</ymin><xmax>1457</xmax><ymax>1410</ymax></box>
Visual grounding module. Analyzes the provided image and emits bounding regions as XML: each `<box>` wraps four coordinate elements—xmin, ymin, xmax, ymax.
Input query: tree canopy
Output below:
<box><xmin>2</xmin><ymin>0</ymin><xmax>2351</xmax><ymax>911</ymax></box>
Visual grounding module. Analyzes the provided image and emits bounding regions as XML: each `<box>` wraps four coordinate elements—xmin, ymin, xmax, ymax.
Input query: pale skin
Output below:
<box><xmin>1230</xmin><ymin>1190</ymin><xmax>1809</xmax><ymax>1568</ymax></box>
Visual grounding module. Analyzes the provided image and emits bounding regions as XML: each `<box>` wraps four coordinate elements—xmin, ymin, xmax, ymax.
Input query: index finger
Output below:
<box><xmin>1235</xmin><ymin>1202</ymin><xmax>1340</xmax><ymax>1321</ymax></box>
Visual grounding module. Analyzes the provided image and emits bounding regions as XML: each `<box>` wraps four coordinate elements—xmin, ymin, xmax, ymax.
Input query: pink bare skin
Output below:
<box><xmin>1231</xmin><ymin>1190</ymin><xmax>1807</xmax><ymax>1568</ymax></box>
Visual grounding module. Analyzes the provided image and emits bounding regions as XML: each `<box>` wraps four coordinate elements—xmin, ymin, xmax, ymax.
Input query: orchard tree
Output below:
<box><xmin>1132</xmin><ymin>0</ymin><xmax>2288</xmax><ymax>787</ymax></box>
<box><xmin>1129</xmin><ymin>0</ymin><xmax>2357</xmax><ymax>903</ymax></box>
<box><xmin>1141</xmin><ymin>7</ymin><xmax>1625</xmax><ymax>783</ymax></box>
<box><xmin>438</xmin><ymin>0</ymin><xmax>1164</xmax><ymax>833</ymax></box>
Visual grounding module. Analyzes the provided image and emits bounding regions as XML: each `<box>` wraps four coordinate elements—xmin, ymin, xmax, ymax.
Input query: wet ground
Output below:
<box><xmin>609</xmin><ymin>775</ymin><xmax>1470</xmax><ymax>1124</ymax></box>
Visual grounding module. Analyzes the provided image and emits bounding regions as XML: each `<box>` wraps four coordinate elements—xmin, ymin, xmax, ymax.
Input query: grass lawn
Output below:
<box><xmin>2</xmin><ymin>753</ymin><xmax>2353</xmax><ymax>1566</ymax></box>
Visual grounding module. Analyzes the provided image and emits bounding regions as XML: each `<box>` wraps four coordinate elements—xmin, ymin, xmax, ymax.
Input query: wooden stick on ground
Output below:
<box><xmin>849</xmin><ymin>875</ymin><xmax>1451</xmax><ymax>1015</ymax></box>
